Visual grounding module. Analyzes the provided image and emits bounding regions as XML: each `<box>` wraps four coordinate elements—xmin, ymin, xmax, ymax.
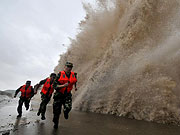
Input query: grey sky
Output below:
<box><xmin>0</xmin><ymin>0</ymin><xmax>92</xmax><ymax>90</ymax></box>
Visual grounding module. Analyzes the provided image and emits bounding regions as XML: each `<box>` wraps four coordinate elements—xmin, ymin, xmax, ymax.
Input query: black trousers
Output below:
<box><xmin>38</xmin><ymin>93</ymin><xmax>51</xmax><ymax>116</ymax></box>
<box><xmin>17</xmin><ymin>97</ymin><xmax>30</xmax><ymax>115</ymax></box>
<box><xmin>53</xmin><ymin>92</ymin><xmax>72</xmax><ymax>125</ymax></box>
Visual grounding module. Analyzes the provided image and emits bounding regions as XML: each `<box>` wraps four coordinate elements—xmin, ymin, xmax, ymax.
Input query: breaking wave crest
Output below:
<box><xmin>55</xmin><ymin>0</ymin><xmax>180</xmax><ymax>124</ymax></box>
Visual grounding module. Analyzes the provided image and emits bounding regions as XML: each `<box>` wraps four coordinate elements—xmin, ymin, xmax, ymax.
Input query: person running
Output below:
<box><xmin>53</xmin><ymin>62</ymin><xmax>77</xmax><ymax>129</ymax></box>
<box><xmin>35</xmin><ymin>73</ymin><xmax>56</xmax><ymax>120</ymax></box>
<box><xmin>14</xmin><ymin>80</ymin><xmax>34</xmax><ymax>118</ymax></box>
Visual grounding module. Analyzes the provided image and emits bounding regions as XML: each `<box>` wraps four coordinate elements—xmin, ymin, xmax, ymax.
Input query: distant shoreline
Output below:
<box><xmin>0</xmin><ymin>90</ymin><xmax>15</xmax><ymax>97</ymax></box>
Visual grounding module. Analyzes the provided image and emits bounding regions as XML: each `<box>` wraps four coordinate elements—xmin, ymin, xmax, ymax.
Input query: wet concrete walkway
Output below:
<box><xmin>1</xmin><ymin>98</ymin><xmax>180</xmax><ymax>135</ymax></box>
<box><xmin>11</xmin><ymin>107</ymin><xmax>180</xmax><ymax>135</ymax></box>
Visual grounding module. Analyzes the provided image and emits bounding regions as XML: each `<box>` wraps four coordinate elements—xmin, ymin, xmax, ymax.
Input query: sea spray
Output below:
<box><xmin>55</xmin><ymin>0</ymin><xmax>180</xmax><ymax>124</ymax></box>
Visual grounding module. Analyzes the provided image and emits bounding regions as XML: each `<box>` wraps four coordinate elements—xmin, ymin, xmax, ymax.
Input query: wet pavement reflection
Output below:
<box><xmin>11</xmin><ymin>106</ymin><xmax>180</xmax><ymax>135</ymax></box>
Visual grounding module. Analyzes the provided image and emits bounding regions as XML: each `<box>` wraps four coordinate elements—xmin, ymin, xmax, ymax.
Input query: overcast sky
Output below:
<box><xmin>0</xmin><ymin>0</ymin><xmax>94</xmax><ymax>90</ymax></box>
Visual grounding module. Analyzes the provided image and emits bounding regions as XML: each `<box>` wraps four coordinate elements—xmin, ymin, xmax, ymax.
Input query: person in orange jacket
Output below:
<box><xmin>14</xmin><ymin>80</ymin><xmax>34</xmax><ymax>118</ymax></box>
<box><xmin>52</xmin><ymin>62</ymin><xmax>77</xmax><ymax>129</ymax></box>
<box><xmin>35</xmin><ymin>73</ymin><xmax>56</xmax><ymax>120</ymax></box>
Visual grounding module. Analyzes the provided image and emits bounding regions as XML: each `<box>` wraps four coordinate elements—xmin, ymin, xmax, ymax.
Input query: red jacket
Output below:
<box><xmin>20</xmin><ymin>85</ymin><xmax>33</xmax><ymax>98</ymax></box>
<box><xmin>41</xmin><ymin>78</ymin><xmax>54</xmax><ymax>96</ymax></box>
<box><xmin>58</xmin><ymin>71</ymin><xmax>77</xmax><ymax>94</ymax></box>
